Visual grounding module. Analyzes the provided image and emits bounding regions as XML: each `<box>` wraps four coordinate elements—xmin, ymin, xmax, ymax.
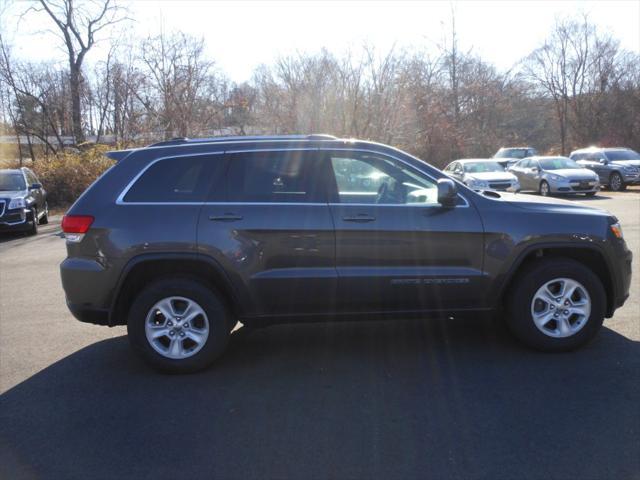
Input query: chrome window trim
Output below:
<box><xmin>116</xmin><ymin>146</ymin><xmax>470</xmax><ymax>208</ymax></box>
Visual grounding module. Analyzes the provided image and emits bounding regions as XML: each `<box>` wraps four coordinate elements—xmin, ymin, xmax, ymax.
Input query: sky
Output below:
<box><xmin>2</xmin><ymin>0</ymin><xmax>639</xmax><ymax>82</ymax></box>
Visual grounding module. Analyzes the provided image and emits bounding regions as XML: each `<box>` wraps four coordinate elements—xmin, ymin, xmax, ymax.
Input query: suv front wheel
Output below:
<box><xmin>127</xmin><ymin>277</ymin><xmax>231</xmax><ymax>373</ymax></box>
<box><xmin>608</xmin><ymin>172</ymin><xmax>626</xmax><ymax>192</ymax></box>
<box><xmin>506</xmin><ymin>258</ymin><xmax>605</xmax><ymax>351</ymax></box>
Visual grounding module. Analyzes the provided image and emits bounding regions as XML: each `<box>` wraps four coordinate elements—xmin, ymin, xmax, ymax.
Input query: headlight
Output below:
<box><xmin>467</xmin><ymin>178</ymin><xmax>489</xmax><ymax>189</ymax></box>
<box><xmin>623</xmin><ymin>165</ymin><xmax>638</xmax><ymax>173</ymax></box>
<box><xmin>547</xmin><ymin>174</ymin><xmax>564</xmax><ymax>182</ymax></box>
<box><xmin>8</xmin><ymin>197</ymin><xmax>26</xmax><ymax>209</ymax></box>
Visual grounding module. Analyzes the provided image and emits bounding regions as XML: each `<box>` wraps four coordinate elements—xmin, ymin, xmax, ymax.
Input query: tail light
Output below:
<box><xmin>62</xmin><ymin>215</ymin><xmax>94</xmax><ymax>242</ymax></box>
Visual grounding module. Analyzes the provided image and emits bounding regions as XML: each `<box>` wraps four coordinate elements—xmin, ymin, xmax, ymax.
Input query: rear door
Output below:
<box><xmin>197</xmin><ymin>149</ymin><xmax>336</xmax><ymax>317</ymax></box>
<box><xmin>323</xmin><ymin>149</ymin><xmax>485</xmax><ymax>313</ymax></box>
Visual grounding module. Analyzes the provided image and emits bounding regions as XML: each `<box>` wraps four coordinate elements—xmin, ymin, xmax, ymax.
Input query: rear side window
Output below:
<box><xmin>225</xmin><ymin>151</ymin><xmax>325</xmax><ymax>203</ymax></box>
<box><xmin>123</xmin><ymin>156</ymin><xmax>221</xmax><ymax>203</ymax></box>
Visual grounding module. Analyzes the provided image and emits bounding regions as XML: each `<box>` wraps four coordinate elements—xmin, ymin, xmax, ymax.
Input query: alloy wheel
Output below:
<box><xmin>609</xmin><ymin>173</ymin><xmax>622</xmax><ymax>191</ymax></box>
<box><xmin>540</xmin><ymin>181</ymin><xmax>550</xmax><ymax>196</ymax></box>
<box><xmin>530</xmin><ymin>277</ymin><xmax>591</xmax><ymax>338</ymax></box>
<box><xmin>144</xmin><ymin>296</ymin><xmax>210</xmax><ymax>359</ymax></box>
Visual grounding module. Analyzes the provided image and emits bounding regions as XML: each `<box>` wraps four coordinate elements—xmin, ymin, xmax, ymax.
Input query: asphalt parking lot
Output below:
<box><xmin>1</xmin><ymin>190</ymin><xmax>639</xmax><ymax>480</ymax></box>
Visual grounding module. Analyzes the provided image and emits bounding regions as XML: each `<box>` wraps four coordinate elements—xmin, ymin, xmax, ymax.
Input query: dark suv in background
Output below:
<box><xmin>0</xmin><ymin>167</ymin><xmax>48</xmax><ymax>235</ymax></box>
<box><xmin>60</xmin><ymin>135</ymin><xmax>632</xmax><ymax>372</ymax></box>
<box><xmin>570</xmin><ymin>147</ymin><xmax>640</xmax><ymax>191</ymax></box>
<box><xmin>493</xmin><ymin>147</ymin><xmax>539</xmax><ymax>168</ymax></box>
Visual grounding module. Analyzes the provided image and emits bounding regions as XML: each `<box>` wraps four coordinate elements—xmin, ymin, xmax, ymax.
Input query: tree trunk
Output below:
<box><xmin>69</xmin><ymin>64</ymin><xmax>85</xmax><ymax>144</ymax></box>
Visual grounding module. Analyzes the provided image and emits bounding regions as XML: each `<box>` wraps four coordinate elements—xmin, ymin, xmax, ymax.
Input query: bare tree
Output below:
<box><xmin>33</xmin><ymin>0</ymin><xmax>126</xmax><ymax>144</ymax></box>
<box><xmin>140</xmin><ymin>31</ymin><xmax>226</xmax><ymax>139</ymax></box>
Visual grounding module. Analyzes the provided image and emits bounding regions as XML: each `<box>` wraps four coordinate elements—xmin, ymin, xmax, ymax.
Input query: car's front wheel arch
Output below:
<box><xmin>498</xmin><ymin>246</ymin><xmax>615</xmax><ymax>318</ymax></box>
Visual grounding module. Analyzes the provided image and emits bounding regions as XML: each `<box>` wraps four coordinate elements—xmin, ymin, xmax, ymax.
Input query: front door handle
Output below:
<box><xmin>209</xmin><ymin>214</ymin><xmax>243</xmax><ymax>222</ymax></box>
<box><xmin>342</xmin><ymin>214</ymin><xmax>376</xmax><ymax>223</ymax></box>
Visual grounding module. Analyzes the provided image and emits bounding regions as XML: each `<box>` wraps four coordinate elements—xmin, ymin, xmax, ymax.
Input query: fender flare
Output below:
<box><xmin>494</xmin><ymin>241</ymin><xmax>616</xmax><ymax>310</ymax></box>
<box><xmin>108</xmin><ymin>252</ymin><xmax>242</xmax><ymax>325</ymax></box>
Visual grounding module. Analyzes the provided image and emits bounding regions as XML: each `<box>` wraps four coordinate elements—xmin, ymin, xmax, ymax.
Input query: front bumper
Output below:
<box><xmin>609</xmin><ymin>241</ymin><xmax>633</xmax><ymax>315</ymax></box>
<box><xmin>622</xmin><ymin>172</ymin><xmax>640</xmax><ymax>185</ymax></box>
<box><xmin>469</xmin><ymin>181</ymin><xmax>520</xmax><ymax>192</ymax></box>
<box><xmin>0</xmin><ymin>207</ymin><xmax>31</xmax><ymax>231</ymax></box>
<box><xmin>548</xmin><ymin>178</ymin><xmax>599</xmax><ymax>194</ymax></box>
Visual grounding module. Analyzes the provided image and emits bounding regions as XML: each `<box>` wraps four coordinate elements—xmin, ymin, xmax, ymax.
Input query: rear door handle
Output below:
<box><xmin>342</xmin><ymin>214</ymin><xmax>376</xmax><ymax>223</ymax></box>
<box><xmin>209</xmin><ymin>214</ymin><xmax>243</xmax><ymax>222</ymax></box>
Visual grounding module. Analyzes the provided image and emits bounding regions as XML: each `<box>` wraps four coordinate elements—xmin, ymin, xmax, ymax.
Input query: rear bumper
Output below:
<box><xmin>67</xmin><ymin>302</ymin><xmax>111</xmax><ymax>326</ymax></box>
<box><xmin>60</xmin><ymin>257</ymin><xmax>119</xmax><ymax>325</ymax></box>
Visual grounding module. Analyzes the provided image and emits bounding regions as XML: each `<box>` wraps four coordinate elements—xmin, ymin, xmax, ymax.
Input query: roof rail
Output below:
<box><xmin>147</xmin><ymin>134</ymin><xmax>337</xmax><ymax>148</ymax></box>
<box><xmin>148</xmin><ymin>137</ymin><xmax>190</xmax><ymax>147</ymax></box>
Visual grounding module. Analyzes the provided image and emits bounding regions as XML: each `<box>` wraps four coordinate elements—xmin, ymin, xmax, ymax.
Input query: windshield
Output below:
<box><xmin>605</xmin><ymin>149</ymin><xmax>640</xmax><ymax>161</ymax></box>
<box><xmin>495</xmin><ymin>148</ymin><xmax>529</xmax><ymax>159</ymax></box>
<box><xmin>0</xmin><ymin>172</ymin><xmax>26</xmax><ymax>191</ymax></box>
<box><xmin>539</xmin><ymin>157</ymin><xmax>581</xmax><ymax>170</ymax></box>
<box><xmin>464</xmin><ymin>162</ymin><xmax>505</xmax><ymax>173</ymax></box>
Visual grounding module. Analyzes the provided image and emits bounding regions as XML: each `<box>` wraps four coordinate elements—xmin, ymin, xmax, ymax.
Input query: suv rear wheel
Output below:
<box><xmin>506</xmin><ymin>258</ymin><xmax>605</xmax><ymax>351</ymax></box>
<box><xmin>127</xmin><ymin>277</ymin><xmax>230</xmax><ymax>373</ymax></box>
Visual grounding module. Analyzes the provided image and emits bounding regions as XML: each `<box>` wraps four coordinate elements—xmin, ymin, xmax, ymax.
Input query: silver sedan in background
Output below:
<box><xmin>443</xmin><ymin>159</ymin><xmax>520</xmax><ymax>191</ymax></box>
<box><xmin>508</xmin><ymin>156</ymin><xmax>600</xmax><ymax>196</ymax></box>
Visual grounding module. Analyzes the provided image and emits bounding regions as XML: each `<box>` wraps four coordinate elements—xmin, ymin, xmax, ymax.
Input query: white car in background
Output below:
<box><xmin>443</xmin><ymin>159</ymin><xmax>520</xmax><ymax>191</ymax></box>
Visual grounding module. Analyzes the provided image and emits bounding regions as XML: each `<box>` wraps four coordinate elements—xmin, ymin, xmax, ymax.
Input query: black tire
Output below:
<box><xmin>127</xmin><ymin>277</ymin><xmax>230</xmax><ymax>373</ymax></box>
<box><xmin>585</xmin><ymin>191</ymin><xmax>597</xmax><ymax>197</ymax></box>
<box><xmin>506</xmin><ymin>258</ymin><xmax>606</xmax><ymax>352</ymax></box>
<box><xmin>28</xmin><ymin>208</ymin><xmax>38</xmax><ymax>235</ymax></box>
<box><xmin>39</xmin><ymin>202</ymin><xmax>49</xmax><ymax>224</ymax></box>
<box><xmin>539</xmin><ymin>180</ymin><xmax>551</xmax><ymax>196</ymax></box>
<box><xmin>608</xmin><ymin>172</ymin><xmax>626</xmax><ymax>192</ymax></box>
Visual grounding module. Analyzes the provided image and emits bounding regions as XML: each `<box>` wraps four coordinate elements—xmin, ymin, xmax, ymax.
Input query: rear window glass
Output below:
<box><xmin>226</xmin><ymin>151</ymin><xmax>324</xmax><ymax>203</ymax></box>
<box><xmin>124</xmin><ymin>156</ymin><xmax>219</xmax><ymax>202</ymax></box>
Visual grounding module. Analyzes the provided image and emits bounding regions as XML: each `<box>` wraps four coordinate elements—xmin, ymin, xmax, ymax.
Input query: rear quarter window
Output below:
<box><xmin>123</xmin><ymin>156</ymin><xmax>224</xmax><ymax>203</ymax></box>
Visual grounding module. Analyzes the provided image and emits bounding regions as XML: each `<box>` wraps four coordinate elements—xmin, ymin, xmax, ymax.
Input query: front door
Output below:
<box><xmin>322</xmin><ymin>149</ymin><xmax>485</xmax><ymax>313</ymax></box>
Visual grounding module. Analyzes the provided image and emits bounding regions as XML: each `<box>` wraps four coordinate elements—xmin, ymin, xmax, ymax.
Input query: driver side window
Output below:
<box><xmin>328</xmin><ymin>153</ymin><xmax>437</xmax><ymax>205</ymax></box>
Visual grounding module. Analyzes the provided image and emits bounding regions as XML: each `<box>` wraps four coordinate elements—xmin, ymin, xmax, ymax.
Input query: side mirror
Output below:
<box><xmin>531</xmin><ymin>167</ymin><xmax>539</xmax><ymax>173</ymax></box>
<box><xmin>599</xmin><ymin>158</ymin><xmax>609</xmax><ymax>165</ymax></box>
<box><xmin>29</xmin><ymin>183</ymin><xmax>42</xmax><ymax>190</ymax></box>
<box><xmin>437</xmin><ymin>178</ymin><xmax>458</xmax><ymax>207</ymax></box>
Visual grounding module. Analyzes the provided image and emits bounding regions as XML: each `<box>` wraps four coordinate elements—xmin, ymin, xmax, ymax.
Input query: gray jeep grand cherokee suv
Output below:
<box><xmin>60</xmin><ymin>135</ymin><xmax>633</xmax><ymax>372</ymax></box>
